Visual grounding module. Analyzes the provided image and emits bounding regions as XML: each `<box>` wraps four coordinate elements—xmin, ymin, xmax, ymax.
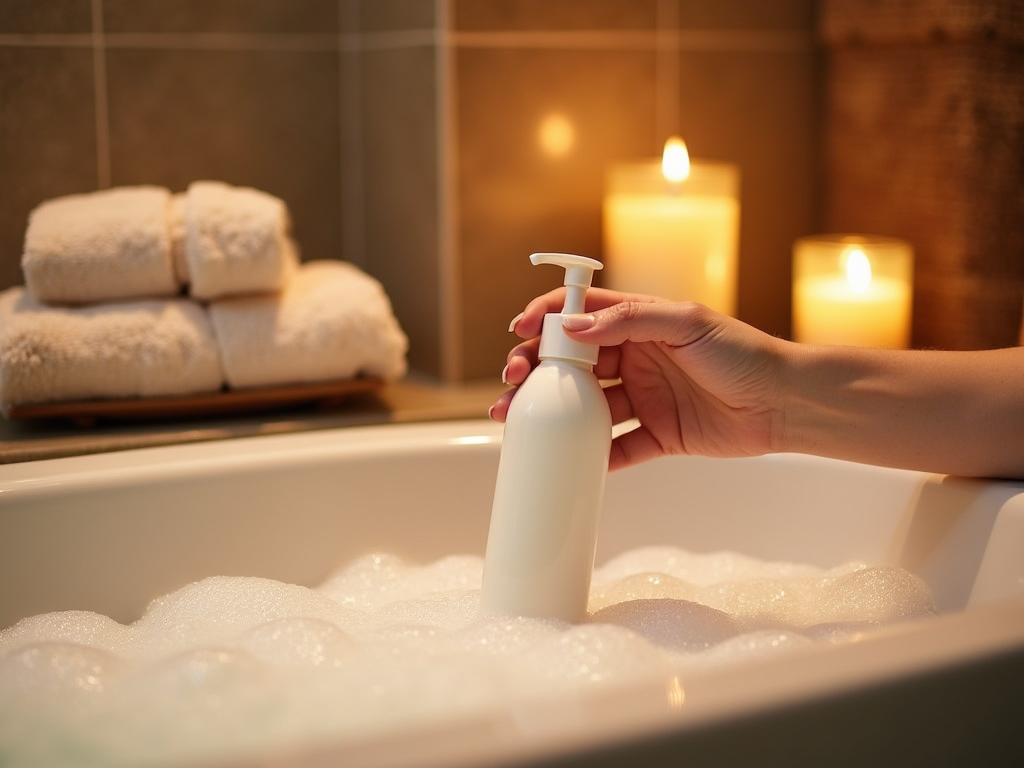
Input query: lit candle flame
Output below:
<box><xmin>662</xmin><ymin>136</ymin><xmax>690</xmax><ymax>183</ymax></box>
<box><xmin>844</xmin><ymin>248</ymin><xmax>872</xmax><ymax>293</ymax></box>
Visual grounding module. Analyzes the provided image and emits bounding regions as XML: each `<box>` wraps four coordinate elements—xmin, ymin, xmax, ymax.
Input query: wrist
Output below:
<box><xmin>774</xmin><ymin>342</ymin><xmax>845</xmax><ymax>458</ymax></box>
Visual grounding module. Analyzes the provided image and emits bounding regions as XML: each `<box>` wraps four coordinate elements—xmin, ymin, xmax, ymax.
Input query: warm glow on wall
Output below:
<box><xmin>537</xmin><ymin>113</ymin><xmax>575</xmax><ymax>157</ymax></box>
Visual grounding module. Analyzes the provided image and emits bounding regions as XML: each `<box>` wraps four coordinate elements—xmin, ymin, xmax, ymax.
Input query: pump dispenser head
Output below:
<box><xmin>529</xmin><ymin>252</ymin><xmax>603</xmax><ymax>365</ymax></box>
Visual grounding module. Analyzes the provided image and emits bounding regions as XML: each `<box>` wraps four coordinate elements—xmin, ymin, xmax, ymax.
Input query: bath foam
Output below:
<box><xmin>0</xmin><ymin>548</ymin><xmax>936</xmax><ymax>768</ymax></box>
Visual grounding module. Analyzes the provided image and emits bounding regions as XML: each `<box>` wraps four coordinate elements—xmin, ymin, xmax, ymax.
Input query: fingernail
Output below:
<box><xmin>508</xmin><ymin>312</ymin><xmax>524</xmax><ymax>332</ymax></box>
<box><xmin>563</xmin><ymin>313</ymin><xmax>596</xmax><ymax>331</ymax></box>
<box><xmin>500</xmin><ymin>363</ymin><xmax>510</xmax><ymax>385</ymax></box>
<box><xmin>487</xmin><ymin>404</ymin><xmax>496</xmax><ymax>420</ymax></box>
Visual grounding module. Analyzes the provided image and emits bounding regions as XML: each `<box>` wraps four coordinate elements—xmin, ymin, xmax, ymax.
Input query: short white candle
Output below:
<box><xmin>603</xmin><ymin>138</ymin><xmax>740</xmax><ymax>315</ymax></box>
<box><xmin>792</xmin><ymin>235</ymin><xmax>913</xmax><ymax>348</ymax></box>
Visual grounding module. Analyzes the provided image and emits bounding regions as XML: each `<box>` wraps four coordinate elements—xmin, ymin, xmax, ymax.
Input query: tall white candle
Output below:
<box><xmin>792</xmin><ymin>235</ymin><xmax>913</xmax><ymax>348</ymax></box>
<box><xmin>603</xmin><ymin>139</ymin><xmax>740</xmax><ymax>315</ymax></box>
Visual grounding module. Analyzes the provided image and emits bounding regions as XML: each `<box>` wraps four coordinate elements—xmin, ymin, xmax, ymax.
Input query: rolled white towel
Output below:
<box><xmin>21</xmin><ymin>186</ymin><xmax>179</xmax><ymax>304</ymax></box>
<box><xmin>209</xmin><ymin>260</ymin><xmax>408</xmax><ymax>389</ymax></box>
<box><xmin>168</xmin><ymin>192</ymin><xmax>189</xmax><ymax>286</ymax></box>
<box><xmin>183</xmin><ymin>181</ymin><xmax>298</xmax><ymax>300</ymax></box>
<box><xmin>0</xmin><ymin>287</ymin><xmax>224</xmax><ymax>410</ymax></box>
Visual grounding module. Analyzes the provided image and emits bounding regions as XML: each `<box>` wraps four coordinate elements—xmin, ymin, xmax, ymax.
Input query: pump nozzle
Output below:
<box><xmin>529</xmin><ymin>252</ymin><xmax>602</xmax><ymax>315</ymax></box>
<box><xmin>528</xmin><ymin>253</ymin><xmax>603</xmax><ymax>365</ymax></box>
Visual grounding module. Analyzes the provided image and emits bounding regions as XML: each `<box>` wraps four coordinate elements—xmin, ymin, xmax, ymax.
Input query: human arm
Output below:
<box><xmin>490</xmin><ymin>288</ymin><xmax>1024</xmax><ymax>479</ymax></box>
<box><xmin>781</xmin><ymin>342</ymin><xmax>1024</xmax><ymax>479</ymax></box>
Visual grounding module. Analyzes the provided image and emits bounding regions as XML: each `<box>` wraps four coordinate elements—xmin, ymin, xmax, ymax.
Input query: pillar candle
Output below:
<box><xmin>792</xmin><ymin>234</ymin><xmax>913</xmax><ymax>348</ymax></box>
<box><xmin>602</xmin><ymin>139</ymin><xmax>740</xmax><ymax>315</ymax></box>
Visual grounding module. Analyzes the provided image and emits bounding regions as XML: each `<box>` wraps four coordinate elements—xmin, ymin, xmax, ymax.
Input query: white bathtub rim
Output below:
<box><xmin>0</xmin><ymin>416</ymin><xmax>944</xmax><ymax>498</ymax></box>
<box><xmin>0</xmin><ymin>419</ymin><xmax>505</xmax><ymax>495</ymax></box>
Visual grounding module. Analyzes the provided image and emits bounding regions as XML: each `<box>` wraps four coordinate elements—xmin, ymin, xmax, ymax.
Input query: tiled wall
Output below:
<box><xmin>0</xmin><ymin>0</ymin><xmax>820</xmax><ymax>381</ymax></box>
<box><xmin>1</xmin><ymin>0</ymin><xmax>348</xmax><ymax>340</ymax></box>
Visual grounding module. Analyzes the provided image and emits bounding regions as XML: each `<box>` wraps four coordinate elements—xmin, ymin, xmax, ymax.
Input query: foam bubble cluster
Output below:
<box><xmin>0</xmin><ymin>548</ymin><xmax>935</xmax><ymax>767</ymax></box>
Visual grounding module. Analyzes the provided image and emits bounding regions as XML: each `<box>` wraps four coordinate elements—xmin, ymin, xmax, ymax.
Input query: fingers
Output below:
<box><xmin>504</xmin><ymin>322</ymin><xmax>541</xmax><ymax>375</ymax></box>
<box><xmin>487</xmin><ymin>388</ymin><xmax>516</xmax><ymax>422</ymax></box>
<box><xmin>509</xmin><ymin>288</ymin><xmax>664</xmax><ymax>340</ymax></box>
<box><xmin>592</xmin><ymin>342</ymin><xmax>623</xmax><ymax>382</ymax></box>
<box><xmin>494</xmin><ymin>287</ymin><xmax>673</xmax><ymax>427</ymax></box>
<box><xmin>602</xmin><ymin>381</ymin><xmax>634</xmax><ymax>425</ymax></box>
<box><xmin>564</xmin><ymin>300</ymin><xmax>721</xmax><ymax>348</ymax></box>
<box><xmin>488</xmin><ymin>337</ymin><xmax>539</xmax><ymax>423</ymax></box>
<box><xmin>501</xmin><ymin>348</ymin><xmax>535</xmax><ymax>387</ymax></box>
<box><xmin>609</xmin><ymin>424</ymin><xmax>666</xmax><ymax>472</ymax></box>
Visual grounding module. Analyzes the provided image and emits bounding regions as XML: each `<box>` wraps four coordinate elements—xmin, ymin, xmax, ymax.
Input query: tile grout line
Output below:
<box><xmin>655</xmin><ymin>0</ymin><xmax>681</xmax><ymax>148</ymax></box>
<box><xmin>103</xmin><ymin>32</ymin><xmax>341</xmax><ymax>51</ymax></box>
<box><xmin>0</xmin><ymin>29</ymin><xmax>813</xmax><ymax>54</ymax></box>
<box><xmin>338</xmin><ymin>1</ymin><xmax>365</xmax><ymax>270</ymax></box>
<box><xmin>0</xmin><ymin>34</ymin><xmax>93</xmax><ymax>47</ymax></box>
<box><xmin>436</xmin><ymin>0</ymin><xmax>461</xmax><ymax>382</ymax></box>
<box><xmin>449</xmin><ymin>28</ymin><xmax>814</xmax><ymax>51</ymax></box>
<box><xmin>0</xmin><ymin>33</ymin><xmax>341</xmax><ymax>51</ymax></box>
<box><xmin>90</xmin><ymin>0</ymin><xmax>111</xmax><ymax>188</ymax></box>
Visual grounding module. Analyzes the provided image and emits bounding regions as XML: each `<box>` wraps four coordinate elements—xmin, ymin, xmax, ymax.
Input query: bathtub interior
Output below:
<box><xmin>2</xmin><ymin>418</ymin><xmax>1024</xmax><ymax>765</ymax></box>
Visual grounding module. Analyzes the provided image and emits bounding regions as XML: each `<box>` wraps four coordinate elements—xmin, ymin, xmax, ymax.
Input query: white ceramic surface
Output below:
<box><xmin>2</xmin><ymin>419</ymin><xmax>1023</xmax><ymax>766</ymax></box>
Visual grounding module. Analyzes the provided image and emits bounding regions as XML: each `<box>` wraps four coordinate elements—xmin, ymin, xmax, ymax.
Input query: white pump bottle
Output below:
<box><xmin>480</xmin><ymin>252</ymin><xmax>612</xmax><ymax>623</ymax></box>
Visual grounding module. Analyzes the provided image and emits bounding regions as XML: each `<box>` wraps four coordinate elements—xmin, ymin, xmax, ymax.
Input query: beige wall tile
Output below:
<box><xmin>0</xmin><ymin>47</ymin><xmax>98</xmax><ymax>290</ymax></box>
<box><xmin>359</xmin><ymin>45</ymin><xmax>443</xmax><ymax>376</ymax></box>
<box><xmin>352</xmin><ymin>0</ymin><xmax>437</xmax><ymax>33</ymax></box>
<box><xmin>453</xmin><ymin>0</ymin><xmax>658</xmax><ymax>31</ymax></box>
<box><xmin>102</xmin><ymin>0</ymin><xmax>340</xmax><ymax>34</ymax></box>
<box><xmin>0</xmin><ymin>0</ymin><xmax>91</xmax><ymax>34</ymax></box>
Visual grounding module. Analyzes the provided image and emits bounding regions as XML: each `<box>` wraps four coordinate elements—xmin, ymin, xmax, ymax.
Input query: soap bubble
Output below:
<box><xmin>589</xmin><ymin>571</ymin><xmax>697</xmax><ymax>612</ymax></box>
<box><xmin>591</xmin><ymin>598</ymin><xmax>743</xmax><ymax>653</ymax></box>
<box><xmin>234</xmin><ymin>616</ymin><xmax>356</xmax><ymax>668</ymax></box>
<box><xmin>817</xmin><ymin>565</ymin><xmax>937</xmax><ymax>623</ymax></box>
<box><xmin>0</xmin><ymin>610</ymin><xmax>129</xmax><ymax>658</ymax></box>
<box><xmin>0</xmin><ymin>548</ymin><xmax>939</xmax><ymax>766</ymax></box>
<box><xmin>318</xmin><ymin>554</ymin><xmax>482</xmax><ymax>611</ymax></box>
<box><xmin>521</xmin><ymin>622</ymin><xmax>671</xmax><ymax>688</ymax></box>
<box><xmin>102</xmin><ymin>646</ymin><xmax>286</xmax><ymax>765</ymax></box>
<box><xmin>130</xmin><ymin>576</ymin><xmax>354</xmax><ymax>660</ymax></box>
<box><xmin>456</xmin><ymin>615</ymin><xmax>567</xmax><ymax>658</ymax></box>
<box><xmin>0</xmin><ymin>641</ymin><xmax>128</xmax><ymax>767</ymax></box>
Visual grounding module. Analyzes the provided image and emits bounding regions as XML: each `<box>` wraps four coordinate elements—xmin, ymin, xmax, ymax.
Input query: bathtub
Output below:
<box><xmin>2</xmin><ymin>418</ymin><xmax>1023</xmax><ymax>767</ymax></box>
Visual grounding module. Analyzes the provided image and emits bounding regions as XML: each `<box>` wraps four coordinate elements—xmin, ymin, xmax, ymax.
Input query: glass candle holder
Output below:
<box><xmin>603</xmin><ymin>151</ymin><xmax>739</xmax><ymax>315</ymax></box>
<box><xmin>792</xmin><ymin>234</ymin><xmax>913</xmax><ymax>348</ymax></box>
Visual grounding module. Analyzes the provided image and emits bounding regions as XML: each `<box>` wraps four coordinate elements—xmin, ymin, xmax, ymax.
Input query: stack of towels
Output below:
<box><xmin>0</xmin><ymin>182</ymin><xmax>408</xmax><ymax>413</ymax></box>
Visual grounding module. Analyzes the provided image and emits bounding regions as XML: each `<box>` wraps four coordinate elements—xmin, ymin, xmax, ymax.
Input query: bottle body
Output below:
<box><xmin>480</xmin><ymin>358</ymin><xmax>612</xmax><ymax>622</ymax></box>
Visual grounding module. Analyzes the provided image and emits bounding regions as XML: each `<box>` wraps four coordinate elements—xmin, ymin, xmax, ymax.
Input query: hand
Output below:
<box><xmin>490</xmin><ymin>288</ymin><xmax>789</xmax><ymax>471</ymax></box>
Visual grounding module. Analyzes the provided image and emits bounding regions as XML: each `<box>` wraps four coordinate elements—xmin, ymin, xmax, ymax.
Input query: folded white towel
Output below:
<box><xmin>209</xmin><ymin>260</ymin><xmax>408</xmax><ymax>389</ymax></box>
<box><xmin>183</xmin><ymin>181</ymin><xmax>298</xmax><ymax>300</ymax></box>
<box><xmin>0</xmin><ymin>287</ymin><xmax>224</xmax><ymax>410</ymax></box>
<box><xmin>21</xmin><ymin>186</ymin><xmax>179</xmax><ymax>305</ymax></box>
